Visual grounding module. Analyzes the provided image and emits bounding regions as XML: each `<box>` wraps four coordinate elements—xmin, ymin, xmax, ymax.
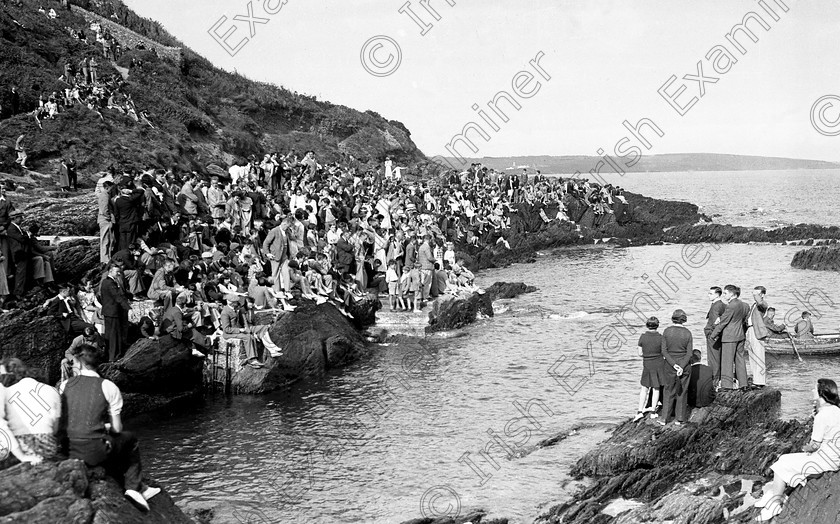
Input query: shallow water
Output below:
<box><xmin>136</xmin><ymin>170</ymin><xmax>840</xmax><ymax>523</ymax></box>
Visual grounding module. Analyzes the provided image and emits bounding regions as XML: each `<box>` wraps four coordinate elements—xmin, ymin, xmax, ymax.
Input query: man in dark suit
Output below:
<box><xmin>48</xmin><ymin>285</ymin><xmax>95</xmax><ymax>335</ymax></box>
<box><xmin>710</xmin><ymin>284</ymin><xmax>751</xmax><ymax>390</ymax></box>
<box><xmin>113</xmin><ymin>181</ymin><xmax>145</xmax><ymax>252</ymax></box>
<box><xmin>703</xmin><ymin>286</ymin><xmax>727</xmax><ymax>387</ymax></box>
<box><xmin>100</xmin><ymin>263</ymin><xmax>131</xmax><ymax>361</ymax></box>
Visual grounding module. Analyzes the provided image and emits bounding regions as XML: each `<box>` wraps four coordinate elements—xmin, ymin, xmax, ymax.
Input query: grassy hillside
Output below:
<box><xmin>0</xmin><ymin>0</ymin><xmax>425</xmax><ymax>176</ymax></box>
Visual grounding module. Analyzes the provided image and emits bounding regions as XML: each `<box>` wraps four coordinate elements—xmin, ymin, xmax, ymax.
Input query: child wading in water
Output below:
<box><xmin>635</xmin><ymin>316</ymin><xmax>665</xmax><ymax>421</ymax></box>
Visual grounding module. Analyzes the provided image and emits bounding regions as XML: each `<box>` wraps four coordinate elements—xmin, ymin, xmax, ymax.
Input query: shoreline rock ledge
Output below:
<box><xmin>534</xmin><ymin>388</ymin><xmax>840</xmax><ymax>524</ymax></box>
<box><xmin>0</xmin><ymin>459</ymin><xmax>192</xmax><ymax>523</ymax></box>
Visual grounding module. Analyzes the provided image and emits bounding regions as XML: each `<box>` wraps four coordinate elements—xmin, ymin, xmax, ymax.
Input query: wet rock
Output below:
<box><xmin>100</xmin><ymin>337</ymin><xmax>203</xmax><ymax>394</ymax></box>
<box><xmin>536</xmin><ymin>388</ymin><xmax>815</xmax><ymax>524</ymax></box>
<box><xmin>0</xmin><ymin>459</ymin><xmax>192</xmax><ymax>523</ymax></box>
<box><xmin>790</xmin><ymin>245</ymin><xmax>840</xmax><ymax>271</ymax></box>
<box><xmin>229</xmin><ymin>301</ymin><xmax>368</xmax><ymax>394</ymax></box>
<box><xmin>484</xmin><ymin>282</ymin><xmax>537</xmax><ymax>302</ymax></box>
<box><xmin>426</xmin><ymin>292</ymin><xmax>494</xmax><ymax>333</ymax></box>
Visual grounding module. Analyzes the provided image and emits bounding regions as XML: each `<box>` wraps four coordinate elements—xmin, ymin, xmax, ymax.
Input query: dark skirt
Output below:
<box><xmin>641</xmin><ymin>357</ymin><xmax>665</xmax><ymax>388</ymax></box>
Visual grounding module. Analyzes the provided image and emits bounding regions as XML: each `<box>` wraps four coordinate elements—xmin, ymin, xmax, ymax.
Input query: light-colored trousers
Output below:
<box><xmin>746</xmin><ymin>326</ymin><xmax>767</xmax><ymax>386</ymax></box>
<box><xmin>270</xmin><ymin>260</ymin><xmax>291</xmax><ymax>293</ymax></box>
<box><xmin>98</xmin><ymin>220</ymin><xmax>113</xmax><ymax>263</ymax></box>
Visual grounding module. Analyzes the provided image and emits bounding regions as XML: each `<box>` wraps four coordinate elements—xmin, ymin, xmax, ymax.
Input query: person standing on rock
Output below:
<box><xmin>113</xmin><ymin>181</ymin><xmax>145</xmax><ymax>252</ymax></box>
<box><xmin>100</xmin><ymin>262</ymin><xmax>131</xmax><ymax>362</ymax></box>
<box><xmin>97</xmin><ymin>179</ymin><xmax>115</xmax><ymax>264</ymax></box>
<box><xmin>710</xmin><ymin>285</ymin><xmax>751</xmax><ymax>390</ymax></box>
<box><xmin>59</xmin><ymin>344</ymin><xmax>161</xmax><ymax>511</ymax></box>
<box><xmin>13</xmin><ymin>134</ymin><xmax>27</xmax><ymax>170</ymax></box>
<box><xmin>79</xmin><ymin>57</ymin><xmax>90</xmax><ymax>84</ymax></box>
<box><xmin>635</xmin><ymin>316</ymin><xmax>664</xmax><ymax>422</ymax></box>
<box><xmin>703</xmin><ymin>286</ymin><xmax>726</xmax><ymax>388</ymax></box>
<box><xmin>659</xmin><ymin>309</ymin><xmax>694</xmax><ymax>426</ymax></box>
<box><xmin>262</xmin><ymin>218</ymin><xmax>290</xmax><ymax>293</ymax></box>
<box><xmin>746</xmin><ymin>286</ymin><xmax>770</xmax><ymax>389</ymax></box>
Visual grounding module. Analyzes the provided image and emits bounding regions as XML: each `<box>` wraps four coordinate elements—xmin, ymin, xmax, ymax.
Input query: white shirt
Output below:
<box><xmin>4</xmin><ymin>377</ymin><xmax>62</xmax><ymax>436</ymax></box>
<box><xmin>58</xmin><ymin>368</ymin><xmax>123</xmax><ymax>416</ymax></box>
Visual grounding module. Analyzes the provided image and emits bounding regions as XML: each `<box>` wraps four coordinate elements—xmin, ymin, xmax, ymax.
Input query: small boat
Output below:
<box><xmin>765</xmin><ymin>334</ymin><xmax>840</xmax><ymax>356</ymax></box>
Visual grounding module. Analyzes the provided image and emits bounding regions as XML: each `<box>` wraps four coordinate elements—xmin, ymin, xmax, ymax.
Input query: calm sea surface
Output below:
<box><xmin>136</xmin><ymin>170</ymin><xmax>840</xmax><ymax>524</ymax></box>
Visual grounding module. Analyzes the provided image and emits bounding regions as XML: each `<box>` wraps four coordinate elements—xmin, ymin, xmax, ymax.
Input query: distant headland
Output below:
<box><xmin>443</xmin><ymin>153</ymin><xmax>840</xmax><ymax>174</ymax></box>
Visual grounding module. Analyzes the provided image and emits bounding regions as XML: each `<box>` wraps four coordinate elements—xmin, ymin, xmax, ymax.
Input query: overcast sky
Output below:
<box><xmin>124</xmin><ymin>0</ymin><xmax>840</xmax><ymax>161</ymax></box>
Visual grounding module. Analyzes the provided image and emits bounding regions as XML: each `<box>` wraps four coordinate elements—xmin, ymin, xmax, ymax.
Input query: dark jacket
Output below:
<box><xmin>113</xmin><ymin>189</ymin><xmax>145</xmax><ymax>232</ymax></box>
<box><xmin>710</xmin><ymin>298</ymin><xmax>751</xmax><ymax>343</ymax></box>
<box><xmin>99</xmin><ymin>276</ymin><xmax>130</xmax><ymax>318</ymax></box>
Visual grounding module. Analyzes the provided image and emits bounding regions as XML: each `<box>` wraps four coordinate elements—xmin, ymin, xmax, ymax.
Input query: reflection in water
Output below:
<box><xmin>137</xmin><ymin>243</ymin><xmax>840</xmax><ymax>523</ymax></box>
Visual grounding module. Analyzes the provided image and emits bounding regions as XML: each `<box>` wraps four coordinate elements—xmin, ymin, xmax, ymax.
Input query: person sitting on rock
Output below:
<box><xmin>61</xmin><ymin>327</ymin><xmax>103</xmax><ymax>383</ymax></box>
<box><xmin>45</xmin><ymin>284</ymin><xmax>96</xmax><ymax>336</ymax></box>
<box><xmin>219</xmin><ymin>297</ymin><xmax>282</xmax><ymax>369</ymax></box>
<box><xmin>59</xmin><ymin>344</ymin><xmax>161</xmax><ymax>511</ymax></box>
<box><xmin>0</xmin><ymin>358</ymin><xmax>61</xmax><ymax>468</ymax></box>
<box><xmin>147</xmin><ymin>258</ymin><xmax>180</xmax><ymax>311</ymax></box>
<box><xmin>160</xmin><ymin>294</ymin><xmax>215</xmax><ymax>355</ymax></box>
<box><xmin>754</xmin><ymin>378</ymin><xmax>840</xmax><ymax>521</ymax></box>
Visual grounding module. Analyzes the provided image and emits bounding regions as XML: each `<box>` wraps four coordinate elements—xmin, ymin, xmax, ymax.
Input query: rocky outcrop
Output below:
<box><xmin>101</xmin><ymin>337</ymin><xmax>203</xmax><ymax>394</ymax></box>
<box><xmin>229</xmin><ymin>301</ymin><xmax>368</xmax><ymax>394</ymax></box>
<box><xmin>51</xmin><ymin>238</ymin><xmax>100</xmax><ymax>283</ymax></box>
<box><xmin>535</xmin><ymin>389</ymin><xmax>817</xmax><ymax>524</ymax></box>
<box><xmin>484</xmin><ymin>282</ymin><xmax>537</xmax><ymax>302</ymax></box>
<box><xmin>663</xmin><ymin>222</ymin><xmax>840</xmax><ymax>245</ymax></box>
<box><xmin>791</xmin><ymin>245</ymin><xmax>840</xmax><ymax>271</ymax></box>
<box><xmin>399</xmin><ymin>509</ymin><xmax>509</xmax><ymax>524</ymax></box>
<box><xmin>20</xmin><ymin>193</ymin><xmax>100</xmax><ymax>237</ymax></box>
<box><xmin>426</xmin><ymin>292</ymin><xmax>494</xmax><ymax>333</ymax></box>
<box><xmin>0</xmin><ymin>308</ymin><xmax>70</xmax><ymax>385</ymax></box>
<box><xmin>0</xmin><ymin>460</ymin><xmax>193</xmax><ymax>523</ymax></box>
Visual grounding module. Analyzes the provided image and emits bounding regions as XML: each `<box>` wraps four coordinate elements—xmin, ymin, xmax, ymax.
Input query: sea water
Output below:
<box><xmin>136</xmin><ymin>170</ymin><xmax>840</xmax><ymax>523</ymax></box>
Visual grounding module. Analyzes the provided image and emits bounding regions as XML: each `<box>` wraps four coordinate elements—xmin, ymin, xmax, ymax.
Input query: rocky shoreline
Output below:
<box><xmin>535</xmin><ymin>388</ymin><xmax>836</xmax><ymax>524</ymax></box>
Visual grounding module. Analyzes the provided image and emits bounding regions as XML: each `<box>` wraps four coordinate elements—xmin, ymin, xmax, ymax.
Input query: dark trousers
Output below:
<box><xmin>705</xmin><ymin>333</ymin><xmax>721</xmax><ymax>384</ymax></box>
<box><xmin>118</xmin><ymin>225</ymin><xmax>137</xmax><ymax>252</ymax></box>
<box><xmin>67</xmin><ymin>317</ymin><xmax>95</xmax><ymax>336</ymax></box>
<box><xmin>12</xmin><ymin>259</ymin><xmax>27</xmax><ymax>297</ymax></box>
<box><xmin>662</xmin><ymin>371</ymin><xmax>691</xmax><ymax>423</ymax></box>
<box><xmin>68</xmin><ymin>170</ymin><xmax>77</xmax><ymax>190</ymax></box>
<box><xmin>721</xmin><ymin>340</ymin><xmax>748</xmax><ymax>389</ymax></box>
<box><xmin>69</xmin><ymin>432</ymin><xmax>143</xmax><ymax>491</ymax></box>
<box><xmin>105</xmin><ymin>315</ymin><xmax>127</xmax><ymax>361</ymax></box>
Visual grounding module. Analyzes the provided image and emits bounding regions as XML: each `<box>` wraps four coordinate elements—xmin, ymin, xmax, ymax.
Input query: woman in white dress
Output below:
<box><xmin>755</xmin><ymin>378</ymin><xmax>840</xmax><ymax>521</ymax></box>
